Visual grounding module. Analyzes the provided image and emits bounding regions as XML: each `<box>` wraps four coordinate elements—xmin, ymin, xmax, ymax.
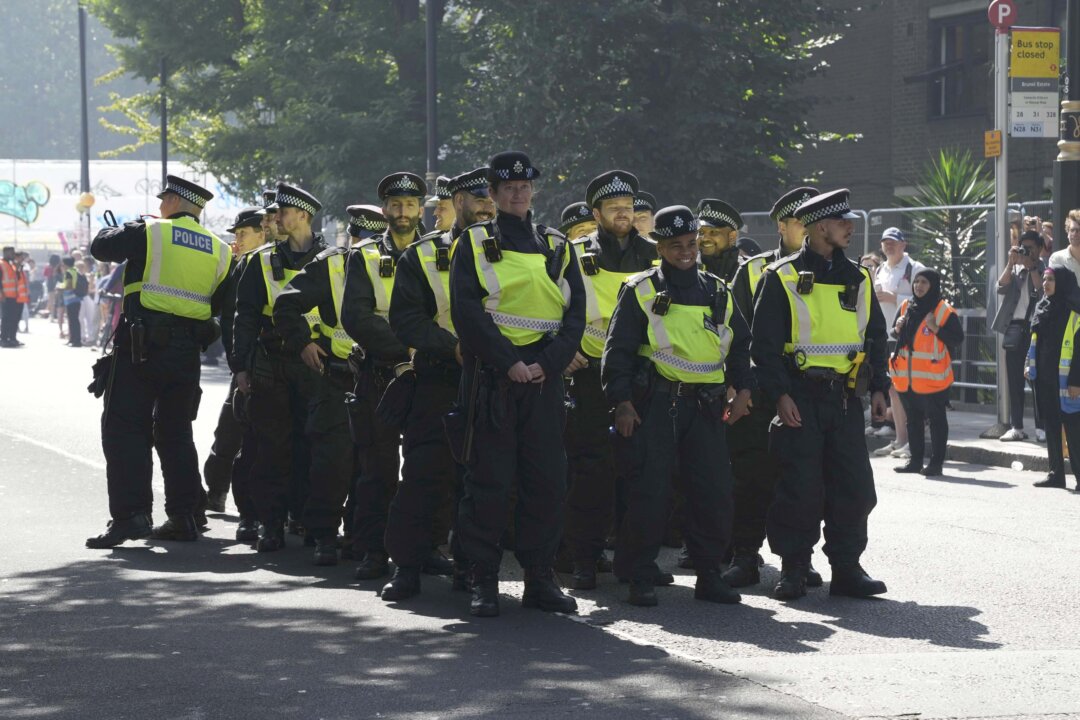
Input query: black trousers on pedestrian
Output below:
<box><xmin>614</xmin><ymin>389</ymin><xmax>732</xmax><ymax>582</ymax></box>
<box><xmin>101</xmin><ymin>331</ymin><xmax>203</xmax><ymax>520</ymax></box>
<box><xmin>727</xmin><ymin>395</ymin><xmax>779</xmax><ymax>554</ymax></box>
<box><xmin>1034</xmin><ymin>377</ymin><xmax>1080</xmax><ymax>483</ymax></box>
<box><xmin>898</xmin><ymin>389</ymin><xmax>949</xmax><ymax>468</ymax></box>
<box><xmin>66</xmin><ymin>303</ymin><xmax>81</xmax><ymax>347</ymax></box>
<box><xmin>766</xmin><ymin>380</ymin><xmax>877</xmax><ymax>566</ymax></box>
<box><xmin>563</xmin><ymin>362</ymin><xmax>617</xmax><ymax>564</ymax></box>
<box><xmin>457</xmin><ymin>377</ymin><xmax>568</xmax><ymax>572</ymax></box>
<box><xmin>350</xmin><ymin>369</ymin><xmax>402</xmax><ymax>555</ymax></box>
<box><xmin>201</xmin><ymin>376</ymin><xmax>256</xmax><ymax>518</ymax></box>
<box><xmin>1</xmin><ymin>297</ymin><xmax>21</xmax><ymax>342</ymax></box>
<box><xmin>1004</xmin><ymin>325</ymin><xmax>1035</xmax><ymax>430</ymax></box>
<box><xmin>301</xmin><ymin>371</ymin><xmax>355</xmax><ymax>539</ymax></box>
<box><xmin>384</xmin><ymin>373</ymin><xmax>463</xmax><ymax>567</ymax></box>
<box><xmin>248</xmin><ymin>353</ymin><xmax>316</xmax><ymax>529</ymax></box>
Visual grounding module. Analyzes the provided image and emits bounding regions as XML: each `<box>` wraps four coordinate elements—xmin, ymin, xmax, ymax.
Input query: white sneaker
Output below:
<box><xmin>865</xmin><ymin>425</ymin><xmax>878</xmax><ymax>437</ymax></box>
<box><xmin>1000</xmin><ymin>428</ymin><xmax>1028</xmax><ymax>442</ymax></box>
<box><xmin>890</xmin><ymin>443</ymin><xmax>911</xmax><ymax>459</ymax></box>
<box><xmin>1036</xmin><ymin>429</ymin><xmax>1047</xmax><ymax>443</ymax></box>
<box><xmin>873</xmin><ymin>441</ymin><xmax>898</xmax><ymax>457</ymax></box>
<box><xmin>873</xmin><ymin>425</ymin><xmax>896</xmax><ymax>438</ymax></box>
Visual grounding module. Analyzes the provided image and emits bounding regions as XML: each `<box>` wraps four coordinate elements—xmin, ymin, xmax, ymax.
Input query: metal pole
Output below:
<box><xmin>423</xmin><ymin>0</ymin><xmax>439</xmax><ymax>231</ymax></box>
<box><xmin>993</xmin><ymin>23</ymin><xmax>1011</xmax><ymax>434</ymax></box>
<box><xmin>1054</xmin><ymin>0</ymin><xmax>1080</xmax><ymax>253</ymax></box>
<box><xmin>160</xmin><ymin>56</ymin><xmax>168</xmax><ymax>187</ymax></box>
<box><xmin>78</xmin><ymin>5</ymin><xmax>90</xmax><ymax>195</ymax></box>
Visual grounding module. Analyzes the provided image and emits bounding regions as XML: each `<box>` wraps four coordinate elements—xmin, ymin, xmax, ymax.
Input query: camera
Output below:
<box><xmin>1015</xmin><ymin>246</ymin><xmax>1031</xmax><ymax>258</ymax></box>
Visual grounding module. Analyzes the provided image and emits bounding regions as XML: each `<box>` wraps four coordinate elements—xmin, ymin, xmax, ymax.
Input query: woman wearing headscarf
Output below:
<box><xmin>889</xmin><ymin>269</ymin><xmax>964</xmax><ymax>477</ymax></box>
<box><xmin>1025</xmin><ymin>267</ymin><xmax>1080</xmax><ymax>490</ymax></box>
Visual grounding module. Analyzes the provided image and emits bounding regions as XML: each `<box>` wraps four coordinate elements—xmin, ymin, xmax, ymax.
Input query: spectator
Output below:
<box><xmin>1025</xmin><ymin>267</ymin><xmax>1080</xmax><ymax>490</ymax></box>
<box><xmin>27</xmin><ymin>256</ymin><xmax>44</xmax><ymax>313</ymax></box>
<box><xmin>1041</xmin><ymin>220</ymin><xmax>1054</xmax><ymax>257</ymax></box>
<box><xmin>1049</xmin><ymin>209</ymin><xmax>1080</xmax><ymax>281</ymax></box>
<box><xmin>890</xmin><ymin>269</ymin><xmax>964</xmax><ymax>477</ymax></box>
<box><xmin>860</xmin><ymin>252</ymin><xmax>884</xmax><ymax>273</ymax></box>
<box><xmin>993</xmin><ymin>230</ymin><xmax>1045</xmax><ymax>441</ymax></box>
<box><xmin>57</xmin><ymin>256</ymin><xmax>83</xmax><ymax>347</ymax></box>
<box><xmin>75</xmin><ymin>260</ymin><xmax>97</xmax><ymax>345</ymax></box>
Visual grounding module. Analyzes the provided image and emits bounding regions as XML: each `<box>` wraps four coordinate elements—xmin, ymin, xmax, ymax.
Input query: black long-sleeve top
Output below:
<box><xmin>576</xmin><ymin>226</ymin><xmax>658</xmax><ymax>273</ymax></box>
<box><xmin>389</xmin><ymin>228</ymin><xmax>459</xmax><ymax>367</ymax></box>
<box><xmin>340</xmin><ymin>232</ymin><xmax>411</xmax><ymax>364</ymax></box>
<box><xmin>751</xmin><ymin>244</ymin><xmax>890</xmax><ymax>403</ymax></box>
<box><xmin>731</xmin><ymin>240</ymin><xmax>797</xmax><ymax>322</ymax></box>
<box><xmin>232</xmin><ymin>237</ymin><xmax>326</xmax><ymax>370</ymax></box>
<box><xmin>701</xmin><ymin>246</ymin><xmax>741</xmax><ymax>283</ymax></box>
<box><xmin>220</xmin><ymin>256</ymin><xmax>240</xmax><ymax>368</ymax></box>
<box><xmin>272</xmin><ymin>246</ymin><xmax>349</xmax><ymax>359</ymax></box>
<box><xmin>90</xmin><ymin>211</ymin><xmax>229</xmax><ymax>322</ymax></box>
<box><xmin>602</xmin><ymin>260</ymin><xmax>753</xmax><ymax>405</ymax></box>
<box><xmin>449</xmin><ymin>210</ymin><xmax>586</xmax><ymax>379</ymax></box>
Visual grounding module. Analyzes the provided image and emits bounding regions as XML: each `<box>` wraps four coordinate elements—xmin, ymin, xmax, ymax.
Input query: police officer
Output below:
<box><xmin>233</xmin><ymin>183</ymin><xmax>327</xmax><ymax>552</ymax></box>
<box><xmin>602</xmin><ymin>205</ymin><xmax>752</xmax><ymax>607</ymax></box>
<box><xmin>751</xmin><ymin>188</ymin><xmax>889</xmax><ymax>600</ymax></box>
<box><xmin>563</xmin><ymin>170</ymin><xmax>658</xmax><ymax>591</ymax></box>
<box><xmin>378</xmin><ymin>167</ymin><xmax>496</xmax><ymax>601</ymax></box>
<box><xmin>449</xmin><ymin>150</ymin><xmax>585</xmax><ymax>617</ymax></box>
<box><xmin>341</xmin><ymin>172</ymin><xmax>424</xmax><ymax>580</ymax></box>
<box><xmin>428</xmin><ymin>175</ymin><xmax>456</xmax><ymax>234</ymax></box>
<box><xmin>560</xmin><ymin>202</ymin><xmax>597</xmax><ymax>241</ymax></box>
<box><xmin>633</xmin><ymin>191</ymin><xmax>657</xmax><ymax>237</ymax></box>
<box><xmin>86</xmin><ymin>175</ymin><xmax>231</xmax><ymax>547</ymax></box>
<box><xmin>724</xmin><ymin>187</ymin><xmax>823</xmax><ymax>588</ymax></box>
<box><xmin>271</xmin><ymin>214</ymin><xmax>360</xmax><ymax>566</ymax></box>
<box><xmin>696</xmin><ymin>199</ymin><xmax>742</xmax><ymax>282</ymax></box>
<box><xmin>259</xmin><ymin>189</ymin><xmax>286</xmax><ymax>243</ymax></box>
<box><xmin>345</xmin><ymin>204</ymin><xmax>388</xmax><ymax>245</ymax></box>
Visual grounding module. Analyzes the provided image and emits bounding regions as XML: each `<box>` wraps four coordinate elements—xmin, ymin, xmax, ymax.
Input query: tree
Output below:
<box><xmin>901</xmin><ymin>149</ymin><xmax>996</xmax><ymax>308</ymax></box>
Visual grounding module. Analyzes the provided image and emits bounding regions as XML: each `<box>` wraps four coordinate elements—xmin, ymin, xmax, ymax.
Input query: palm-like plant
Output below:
<box><xmin>901</xmin><ymin>149</ymin><xmax>996</xmax><ymax>308</ymax></box>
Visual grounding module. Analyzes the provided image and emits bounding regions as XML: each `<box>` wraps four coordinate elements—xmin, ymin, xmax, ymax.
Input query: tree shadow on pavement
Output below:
<box><xmin>0</xmin><ymin>561</ymin><xmax>845</xmax><ymax>720</ymax></box>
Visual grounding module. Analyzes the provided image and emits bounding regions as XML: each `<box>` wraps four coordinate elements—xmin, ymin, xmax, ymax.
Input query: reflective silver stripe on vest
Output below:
<box><xmin>635</xmin><ymin>280</ymin><xmax>675</xmax><ymax>357</ymax></box>
<box><xmin>418</xmin><ymin>241</ymin><xmax>453</xmax><ymax>331</ymax></box>
<box><xmin>471</xmin><ymin>228</ymin><xmax>504</xmax><ymax>314</ymax></box>
<box><xmin>633</xmin><ymin>277</ymin><xmax>730</xmax><ymax>375</ymax></box>
<box><xmin>486</xmin><ymin>311</ymin><xmax>562</xmax><ymax>334</ymax></box>
<box><xmin>146</xmin><ymin>221</ymin><xmax>223</xmax><ymax>307</ymax></box>
<box><xmin>909</xmin><ymin>369</ymin><xmax>953</xmax><ymax>381</ymax></box>
<box><xmin>779</xmin><ymin>265</ymin><xmax>869</xmax><ymax>351</ymax></box>
<box><xmin>362</xmin><ymin>251</ymin><xmax>390</xmax><ymax>316</ymax></box>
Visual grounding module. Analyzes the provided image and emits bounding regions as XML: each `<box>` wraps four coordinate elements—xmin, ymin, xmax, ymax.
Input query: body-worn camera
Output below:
<box><xmin>652</xmin><ymin>292</ymin><xmax>672</xmax><ymax>316</ymax></box>
<box><xmin>482</xmin><ymin>237</ymin><xmax>502</xmax><ymax>263</ymax></box>
<box><xmin>796</xmin><ymin>271</ymin><xmax>815</xmax><ymax>295</ymax></box>
<box><xmin>580</xmin><ymin>253</ymin><xmax>599</xmax><ymax>276</ymax></box>
<box><xmin>269</xmin><ymin>252</ymin><xmax>286</xmax><ymax>281</ymax></box>
<box><xmin>435</xmin><ymin>247</ymin><xmax>450</xmax><ymax>271</ymax></box>
<box><xmin>378</xmin><ymin>256</ymin><xmax>395</xmax><ymax>277</ymax></box>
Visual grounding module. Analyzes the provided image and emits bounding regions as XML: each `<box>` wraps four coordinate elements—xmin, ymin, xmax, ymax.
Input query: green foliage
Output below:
<box><xmin>901</xmin><ymin>148</ymin><xmax>996</xmax><ymax>308</ymax></box>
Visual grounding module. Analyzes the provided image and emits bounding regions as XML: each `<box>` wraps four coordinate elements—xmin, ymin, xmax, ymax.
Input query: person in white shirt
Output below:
<box><xmin>872</xmin><ymin>228</ymin><xmax>925</xmax><ymax>458</ymax></box>
<box><xmin>1049</xmin><ymin>209</ymin><xmax>1080</xmax><ymax>283</ymax></box>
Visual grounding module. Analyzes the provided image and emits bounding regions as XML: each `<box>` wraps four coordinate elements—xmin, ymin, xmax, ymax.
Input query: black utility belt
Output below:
<box><xmin>653</xmin><ymin>376</ymin><xmax>724</xmax><ymax>398</ymax></box>
<box><xmin>795</xmin><ymin>367</ymin><xmax>851</xmax><ymax>391</ymax></box>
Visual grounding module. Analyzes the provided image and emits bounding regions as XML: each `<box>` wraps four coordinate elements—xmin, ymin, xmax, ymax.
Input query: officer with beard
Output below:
<box><xmin>342</xmin><ymin>172</ymin><xmax>424</xmax><ymax>580</ymax></box>
<box><xmin>380</xmin><ymin>167</ymin><xmax>496</xmax><ymax>601</ymax></box>
<box><xmin>563</xmin><ymin>170</ymin><xmax>658</xmax><ymax>591</ymax></box>
<box><xmin>696</xmin><ymin>199</ymin><xmax>742</xmax><ymax>282</ymax></box>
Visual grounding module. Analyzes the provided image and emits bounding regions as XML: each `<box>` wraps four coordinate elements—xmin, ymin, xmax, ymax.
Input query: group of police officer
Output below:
<box><xmin>84</xmin><ymin>150</ymin><xmax>890</xmax><ymax>617</ymax></box>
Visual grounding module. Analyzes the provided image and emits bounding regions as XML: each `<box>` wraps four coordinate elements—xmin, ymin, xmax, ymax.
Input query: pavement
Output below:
<box><xmin>2</xmin><ymin>317</ymin><xmax>1080</xmax><ymax>720</ymax></box>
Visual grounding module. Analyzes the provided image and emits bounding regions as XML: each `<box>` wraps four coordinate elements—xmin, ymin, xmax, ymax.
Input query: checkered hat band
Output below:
<box><xmin>350</xmin><ymin>216</ymin><xmax>386</xmax><ymax>231</ymax></box>
<box><xmin>635</xmin><ymin>200</ymin><xmax>653</xmax><ymax>211</ymax></box>
<box><xmin>276</xmin><ymin>193</ymin><xmax>318</xmax><ymax>215</ymax></box>
<box><xmin>777</xmin><ymin>200</ymin><xmax>804</xmax><ymax>220</ymax></box>
<box><xmin>168</xmin><ymin>183</ymin><xmax>207</xmax><ymax>208</ymax></box>
<box><xmin>388</xmin><ymin>177</ymin><xmax>421</xmax><ymax>193</ymax></box>
<box><xmin>801</xmin><ymin>201</ymin><xmax>849</xmax><ymax>225</ymax></box>
<box><xmin>701</xmin><ymin>209</ymin><xmax>736</xmax><ymax>228</ymax></box>
<box><xmin>654</xmin><ymin>218</ymin><xmax>700</xmax><ymax>237</ymax></box>
<box><xmin>436</xmin><ymin>188</ymin><xmax>452</xmax><ymax>199</ymax></box>
<box><xmin>591</xmin><ymin>176</ymin><xmax>635</xmax><ymax>203</ymax></box>
<box><xmin>459</xmin><ymin>177</ymin><xmax>487</xmax><ymax>190</ymax></box>
<box><xmin>494</xmin><ymin>168</ymin><xmax>535</xmax><ymax>180</ymax></box>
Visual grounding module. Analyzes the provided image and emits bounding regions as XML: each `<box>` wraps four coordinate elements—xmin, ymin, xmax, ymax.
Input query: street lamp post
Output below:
<box><xmin>424</xmin><ymin>0</ymin><xmax>439</xmax><ymax>230</ymax></box>
<box><xmin>1053</xmin><ymin>0</ymin><xmax>1080</xmax><ymax>248</ymax></box>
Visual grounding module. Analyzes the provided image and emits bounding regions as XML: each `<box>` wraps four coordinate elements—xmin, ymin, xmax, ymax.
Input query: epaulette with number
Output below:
<box><xmin>314</xmin><ymin>245</ymin><xmax>348</xmax><ymax>262</ymax></box>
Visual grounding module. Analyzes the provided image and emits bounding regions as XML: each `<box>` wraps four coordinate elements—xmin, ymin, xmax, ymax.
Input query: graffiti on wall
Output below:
<box><xmin>0</xmin><ymin>180</ymin><xmax>51</xmax><ymax>225</ymax></box>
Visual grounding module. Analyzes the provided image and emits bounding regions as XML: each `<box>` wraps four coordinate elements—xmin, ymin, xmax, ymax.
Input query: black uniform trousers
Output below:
<box><xmin>457</xmin><ymin>377</ymin><xmax>568</xmax><ymax>572</ymax></box>
<box><xmin>101</xmin><ymin>331</ymin><xmax>203</xmax><ymax>520</ymax></box>
<box><xmin>563</xmin><ymin>361</ymin><xmax>617</xmax><ymax>563</ymax></box>
<box><xmin>1</xmin><ymin>297</ymin><xmax>21</xmax><ymax>342</ymax></box>
<box><xmin>766</xmin><ymin>379</ymin><xmax>877</xmax><ymax>565</ymax></box>
<box><xmin>349</xmin><ymin>368</ymin><xmax>402</xmax><ymax>555</ymax></box>
<box><xmin>727</xmin><ymin>395</ymin><xmax>779</xmax><ymax>553</ymax></box>
<box><xmin>1034</xmin><ymin>377</ymin><xmax>1080</xmax><ymax>482</ymax></box>
<box><xmin>300</xmin><ymin>369</ymin><xmax>356</xmax><ymax>539</ymax></box>
<box><xmin>898</xmin><ymin>389</ymin><xmax>949</xmax><ymax>468</ymax></box>
<box><xmin>384</xmin><ymin>371</ymin><xmax>463</xmax><ymax>567</ymax></box>
<box><xmin>247</xmin><ymin>353</ymin><xmax>317</xmax><ymax>530</ymax></box>
<box><xmin>66</xmin><ymin>302</ymin><xmax>82</xmax><ymax>347</ymax></box>
<box><xmin>201</xmin><ymin>376</ymin><xmax>256</xmax><ymax>518</ymax></box>
<box><xmin>613</xmin><ymin>388</ymin><xmax>732</xmax><ymax>582</ymax></box>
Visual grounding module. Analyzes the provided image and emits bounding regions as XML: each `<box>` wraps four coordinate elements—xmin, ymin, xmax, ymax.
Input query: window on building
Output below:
<box><xmin>928</xmin><ymin>12</ymin><xmax>991</xmax><ymax>118</ymax></box>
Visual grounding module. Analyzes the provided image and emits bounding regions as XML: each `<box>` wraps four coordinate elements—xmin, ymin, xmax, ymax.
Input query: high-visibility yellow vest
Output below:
<box><xmin>121</xmin><ymin>217</ymin><xmax>230</xmax><ymax>320</ymax></box>
<box><xmin>258</xmin><ymin>245</ymin><xmax>320</xmax><ymax>337</ymax></box>
<box><xmin>319</xmin><ymin>250</ymin><xmax>355</xmax><ymax>360</ymax></box>
<box><xmin>773</xmin><ymin>261</ymin><xmax>872</xmax><ymax>374</ymax></box>
<box><xmin>743</xmin><ymin>255</ymin><xmax>768</xmax><ymax>296</ymax></box>
<box><xmin>414</xmin><ymin>235</ymin><xmax>455</xmax><ymax>335</ymax></box>
<box><xmin>356</xmin><ymin>237</ymin><xmax>397</xmax><ymax>319</ymax></box>
<box><xmin>467</xmin><ymin>223</ymin><xmax>571</xmax><ymax>346</ymax></box>
<box><xmin>1055</xmin><ymin>312</ymin><xmax>1080</xmax><ymax>413</ymax></box>
<box><xmin>889</xmin><ymin>299</ymin><xmax>956</xmax><ymax>393</ymax></box>
<box><xmin>631</xmin><ymin>270</ymin><xmax>733</xmax><ymax>384</ymax></box>
<box><xmin>572</xmin><ymin>237</ymin><xmax>636</xmax><ymax>358</ymax></box>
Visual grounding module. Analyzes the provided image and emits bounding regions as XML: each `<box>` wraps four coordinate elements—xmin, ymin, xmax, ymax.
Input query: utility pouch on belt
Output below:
<box><xmin>345</xmin><ymin>386</ymin><xmax>375</xmax><ymax>448</ymax></box>
<box><xmin>376</xmin><ymin>362</ymin><xmax>416</xmax><ymax>429</ymax></box>
<box><xmin>88</xmin><ymin>353</ymin><xmax>114</xmax><ymax>398</ymax></box>
<box><xmin>444</xmin><ymin>358</ymin><xmax>483</xmax><ymax>466</ymax></box>
<box><xmin>196</xmin><ymin>318</ymin><xmax>221</xmax><ymax>350</ymax></box>
<box><xmin>696</xmin><ymin>384</ymin><xmax>727</xmax><ymax>421</ymax></box>
<box><xmin>847</xmin><ymin>351</ymin><xmax>869</xmax><ymax>396</ymax></box>
<box><xmin>250</xmin><ymin>344</ymin><xmax>276</xmax><ymax>390</ymax></box>
<box><xmin>130</xmin><ymin>318</ymin><xmax>147</xmax><ymax>365</ymax></box>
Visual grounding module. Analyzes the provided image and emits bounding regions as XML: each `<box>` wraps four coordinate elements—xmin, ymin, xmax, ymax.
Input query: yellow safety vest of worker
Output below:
<box><xmin>318</xmin><ymin>249</ymin><xmax>355</xmax><ymax>360</ymax></box>
<box><xmin>572</xmin><ymin>237</ymin><xmax>637</xmax><ymax>359</ymax></box>
<box><xmin>889</xmin><ymin>299</ymin><xmax>956</xmax><ymax>394</ymax></box>
<box><xmin>414</xmin><ymin>233</ymin><xmax>455</xmax><ymax>335</ymax></box>
<box><xmin>629</xmin><ymin>269</ymin><xmax>733</xmax><ymax>384</ymax></box>
<box><xmin>773</xmin><ymin>261</ymin><xmax>872</xmax><ymax>374</ymax></box>
<box><xmin>258</xmin><ymin>245</ymin><xmax>321</xmax><ymax>337</ymax></box>
<box><xmin>355</xmin><ymin>237</ymin><xmax>397</xmax><ymax>319</ymax></box>
<box><xmin>467</xmin><ymin>222</ymin><xmax>571</xmax><ymax>346</ymax></box>
<box><xmin>122</xmin><ymin>216</ymin><xmax>230</xmax><ymax>321</ymax></box>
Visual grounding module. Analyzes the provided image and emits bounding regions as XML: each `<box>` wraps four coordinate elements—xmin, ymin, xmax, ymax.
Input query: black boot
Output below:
<box><xmin>235</xmin><ymin>517</ymin><xmax>259</xmax><ymax>543</ymax></box>
<box><xmin>596</xmin><ymin>553</ymin><xmax>613</xmax><ymax>573</ymax></box>
<box><xmin>451</xmin><ymin>561</ymin><xmax>472</xmax><ymax>592</ymax></box>
<box><xmin>150</xmin><ymin>515</ymin><xmax>199</xmax><ymax>541</ymax></box>
<box><xmin>522</xmin><ymin>566</ymin><xmax>578</xmax><ymax>614</ymax></box>
<box><xmin>920</xmin><ymin>463</ymin><xmax>943</xmax><ymax>477</ymax></box>
<box><xmin>694</xmin><ymin>568</ymin><xmax>741</xmax><ymax>604</ymax></box>
<box><xmin>829</xmin><ymin>563</ymin><xmax>887</xmax><ymax>598</ymax></box>
<box><xmin>470</xmin><ymin>569</ymin><xmax>500</xmax><ymax>617</ymax></box>
<box><xmin>773</xmin><ymin>557</ymin><xmax>809</xmax><ymax>600</ymax></box>
<box><xmin>206</xmin><ymin>490</ymin><xmax>228</xmax><ymax>513</ymax></box>
<box><xmin>894</xmin><ymin>462</ymin><xmax>922</xmax><ymax>473</ymax></box>
<box><xmin>313</xmin><ymin>537</ymin><xmax>338</xmax><ymax>566</ymax></box>
<box><xmin>720</xmin><ymin>549</ymin><xmax>761</xmax><ymax>588</ymax></box>
<box><xmin>354</xmin><ymin>551</ymin><xmax>389</xmax><ymax>580</ymax></box>
<box><xmin>570</xmin><ymin>560</ymin><xmax>597</xmax><ymax>590</ymax></box>
<box><xmin>806</xmin><ymin>561</ymin><xmax>824</xmax><ymax>588</ymax></box>
<box><xmin>256</xmin><ymin>522</ymin><xmax>285</xmax><ymax>552</ymax></box>
<box><xmin>627</xmin><ymin>580</ymin><xmax>658</xmax><ymax>607</ymax></box>
<box><xmin>85</xmin><ymin>514</ymin><xmax>152</xmax><ymax>549</ymax></box>
<box><xmin>1034</xmin><ymin>473</ymin><xmax>1066</xmax><ymax>488</ymax></box>
<box><xmin>381</xmin><ymin>566</ymin><xmax>421</xmax><ymax>601</ymax></box>
<box><xmin>421</xmin><ymin>550</ymin><xmax>454</xmax><ymax>576</ymax></box>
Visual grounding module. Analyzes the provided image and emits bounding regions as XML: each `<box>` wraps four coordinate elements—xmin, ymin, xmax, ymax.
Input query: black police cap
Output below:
<box><xmin>226</xmin><ymin>206</ymin><xmax>265</xmax><ymax>234</ymax></box>
<box><xmin>378</xmin><ymin>172</ymin><xmax>427</xmax><ymax>201</ymax></box>
<box><xmin>559</xmin><ymin>202</ymin><xmax>594</xmax><ymax>234</ymax></box>
<box><xmin>275</xmin><ymin>182</ymin><xmax>322</xmax><ymax>215</ymax></box>
<box><xmin>261</xmin><ymin>188</ymin><xmax>278</xmax><ymax>212</ymax></box>
<box><xmin>650</xmin><ymin>205</ymin><xmax>700</xmax><ymax>241</ymax></box>
<box><xmin>448</xmin><ymin>167</ymin><xmax>490</xmax><ymax>197</ymax></box>
<box><xmin>585</xmin><ymin>170</ymin><xmax>639</xmax><ymax>209</ymax></box>
<box><xmin>634</xmin><ymin>191</ymin><xmax>658</xmax><ymax>214</ymax></box>
<box><xmin>735</xmin><ymin>236</ymin><xmax>763</xmax><ymax>256</ymax></box>
<box><xmin>346</xmin><ymin>204</ymin><xmax>388</xmax><ymax>237</ymax></box>
<box><xmin>696</xmin><ymin>199</ymin><xmax>741</xmax><ymax>231</ymax></box>
<box><xmin>487</xmin><ymin>151</ymin><xmax>541</xmax><ymax>182</ymax></box>
<box><xmin>793</xmin><ymin>188</ymin><xmax>858</xmax><ymax>226</ymax></box>
<box><xmin>157</xmin><ymin>174</ymin><xmax>213</xmax><ymax>208</ymax></box>
<box><xmin>770</xmin><ymin>187</ymin><xmax>820</xmax><ymax>223</ymax></box>
<box><xmin>426</xmin><ymin>175</ymin><xmax>452</xmax><ymax>203</ymax></box>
